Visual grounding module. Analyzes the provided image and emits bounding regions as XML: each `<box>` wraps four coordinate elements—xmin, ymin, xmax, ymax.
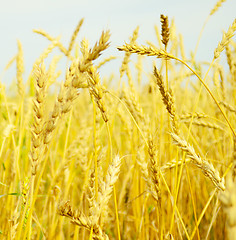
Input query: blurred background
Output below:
<box><xmin>0</xmin><ymin>0</ymin><xmax>235</xmax><ymax>86</ymax></box>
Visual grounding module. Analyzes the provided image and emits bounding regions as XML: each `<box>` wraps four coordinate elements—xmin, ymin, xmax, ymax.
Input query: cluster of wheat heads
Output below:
<box><xmin>0</xmin><ymin>1</ymin><xmax>236</xmax><ymax>239</ymax></box>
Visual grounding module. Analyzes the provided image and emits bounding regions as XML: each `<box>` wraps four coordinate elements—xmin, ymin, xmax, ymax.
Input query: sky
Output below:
<box><xmin>0</xmin><ymin>0</ymin><xmax>235</xmax><ymax>86</ymax></box>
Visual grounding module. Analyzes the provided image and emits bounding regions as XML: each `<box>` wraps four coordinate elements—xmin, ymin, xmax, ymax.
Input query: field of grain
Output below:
<box><xmin>0</xmin><ymin>1</ymin><xmax>236</xmax><ymax>239</ymax></box>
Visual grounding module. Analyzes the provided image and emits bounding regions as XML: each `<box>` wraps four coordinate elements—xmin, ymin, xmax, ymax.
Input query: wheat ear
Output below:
<box><xmin>220</xmin><ymin>101</ymin><xmax>236</xmax><ymax>113</ymax></box>
<box><xmin>147</xmin><ymin>135</ymin><xmax>161</xmax><ymax>201</ymax></box>
<box><xmin>79</xmin><ymin>31</ymin><xmax>111</xmax><ymax>122</ymax></box>
<box><xmin>96</xmin><ymin>155</ymin><xmax>121</xmax><ymax>219</ymax></box>
<box><xmin>84</xmin><ymin>30</ymin><xmax>111</xmax><ymax>64</ymax></box>
<box><xmin>96</xmin><ymin>56</ymin><xmax>116</xmax><ymax>69</ymax></box>
<box><xmin>16</xmin><ymin>40</ymin><xmax>25</xmax><ymax>97</ymax></box>
<box><xmin>214</xmin><ymin>19</ymin><xmax>236</xmax><ymax>59</ymax></box>
<box><xmin>160</xmin><ymin>14</ymin><xmax>170</xmax><ymax>47</ymax></box>
<box><xmin>58</xmin><ymin>201</ymin><xmax>109</xmax><ymax>240</ymax></box>
<box><xmin>153</xmin><ymin>66</ymin><xmax>179</xmax><ymax>134</ymax></box>
<box><xmin>225</xmin><ymin>43</ymin><xmax>234</xmax><ymax>74</ymax></box>
<box><xmin>33</xmin><ymin>29</ymin><xmax>68</xmax><ymax>57</ymax></box>
<box><xmin>161</xmin><ymin>158</ymin><xmax>191</xmax><ymax>171</ymax></box>
<box><xmin>67</xmin><ymin>18</ymin><xmax>84</xmax><ymax>57</ymax></box>
<box><xmin>181</xmin><ymin>119</ymin><xmax>224</xmax><ymax>131</ymax></box>
<box><xmin>210</xmin><ymin>0</ymin><xmax>227</xmax><ymax>16</ymax></box>
<box><xmin>44</xmin><ymin>59</ymin><xmax>82</xmax><ymax>144</ymax></box>
<box><xmin>120</xmin><ymin>26</ymin><xmax>139</xmax><ymax>78</ymax></box>
<box><xmin>30</xmin><ymin>63</ymin><xmax>47</xmax><ymax>175</ymax></box>
<box><xmin>171</xmin><ymin>132</ymin><xmax>225</xmax><ymax>191</ymax></box>
<box><xmin>87</xmin><ymin>66</ymin><xmax>109</xmax><ymax>122</ymax></box>
<box><xmin>118</xmin><ymin>43</ymin><xmax>170</xmax><ymax>59</ymax></box>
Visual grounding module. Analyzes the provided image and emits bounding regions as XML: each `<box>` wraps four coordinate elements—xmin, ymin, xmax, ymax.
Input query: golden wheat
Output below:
<box><xmin>1</xmin><ymin>3</ymin><xmax>236</xmax><ymax>239</ymax></box>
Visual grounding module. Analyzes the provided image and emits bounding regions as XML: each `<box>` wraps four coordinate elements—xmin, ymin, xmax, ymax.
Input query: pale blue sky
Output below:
<box><xmin>0</xmin><ymin>0</ymin><xmax>235</xmax><ymax>86</ymax></box>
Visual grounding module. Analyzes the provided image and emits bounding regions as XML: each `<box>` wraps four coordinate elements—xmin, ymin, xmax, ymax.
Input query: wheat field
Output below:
<box><xmin>0</xmin><ymin>1</ymin><xmax>236</xmax><ymax>239</ymax></box>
